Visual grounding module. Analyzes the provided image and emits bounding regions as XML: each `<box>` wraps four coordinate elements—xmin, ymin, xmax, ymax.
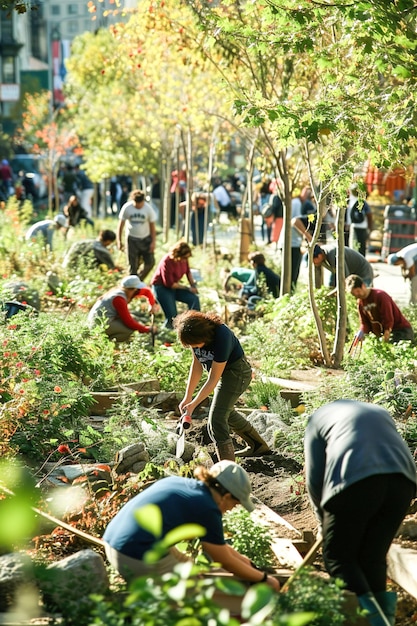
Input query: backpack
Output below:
<box><xmin>261</xmin><ymin>203</ymin><xmax>274</xmax><ymax>219</ymax></box>
<box><xmin>350</xmin><ymin>201</ymin><xmax>367</xmax><ymax>224</ymax></box>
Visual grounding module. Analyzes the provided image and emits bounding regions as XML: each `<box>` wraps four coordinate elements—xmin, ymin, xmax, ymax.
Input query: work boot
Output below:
<box><xmin>233</xmin><ymin>425</ymin><xmax>272</xmax><ymax>457</ymax></box>
<box><xmin>357</xmin><ymin>592</ymin><xmax>391</xmax><ymax>626</ymax></box>
<box><xmin>216</xmin><ymin>439</ymin><xmax>235</xmax><ymax>461</ymax></box>
<box><xmin>374</xmin><ymin>591</ymin><xmax>397</xmax><ymax>626</ymax></box>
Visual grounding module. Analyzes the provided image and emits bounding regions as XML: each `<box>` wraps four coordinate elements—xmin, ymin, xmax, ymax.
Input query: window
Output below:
<box><xmin>68</xmin><ymin>4</ymin><xmax>78</xmax><ymax>15</ymax></box>
<box><xmin>51</xmin><ymin>5</ymin><xmax>60</xmax><ymax>16</ymax></box>
<box><xmin>2</xmin><ymin>56</ymin><xmax>15</xmax><ymax>83</ymax></box>
<box><xmin>0</xmin><ymin>10</ymin><xmax>14</xmax><ymax>43</ymax></box>
<box><xmin>67</xmin><ymin>20</ymin><xmax>79</xmax><ymax>34</ymax></box>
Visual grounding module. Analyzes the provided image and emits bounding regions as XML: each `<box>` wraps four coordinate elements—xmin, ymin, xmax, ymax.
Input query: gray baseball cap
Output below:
<box><xmin>210</xmin><ymin>460</ymin><xmax>255</xmax><ymax>512</ymax></box>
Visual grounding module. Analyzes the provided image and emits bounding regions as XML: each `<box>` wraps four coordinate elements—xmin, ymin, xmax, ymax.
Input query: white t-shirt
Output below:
<box><xmin>118</xmin><ymin>201</ymin><xmax>156</xmax><ymax>239</ymax></box>
<box><xmin>398</xmin><ymin>243</ymin><xmax>417</xmax><ymax>269</ymax></box>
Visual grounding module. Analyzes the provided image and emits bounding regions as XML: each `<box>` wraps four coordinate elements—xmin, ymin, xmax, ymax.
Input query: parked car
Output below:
<box><xmin>10</xmin><ymin>155</ymin><xmax>47</xmax><ymax>199</ymax></box>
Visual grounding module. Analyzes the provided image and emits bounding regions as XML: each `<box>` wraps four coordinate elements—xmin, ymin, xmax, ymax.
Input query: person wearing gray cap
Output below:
<box><xmin>87</xmin><ymin>274</ymin><xmax>158</xmax><ymax>342</ymax></box>
<box><xmin>25</xmin><ymin>214</ymin><xmax>68</xmax><ymax>250</ymax></box>
<box><xmin>387</xmin><ymin>243</ymin><xmax>417</xmax><ymax>305</ymax></box>
<box><xmin>103</xmin><ymin>459</ymin><xmax>280</xmax><ymax>590</ymax></box>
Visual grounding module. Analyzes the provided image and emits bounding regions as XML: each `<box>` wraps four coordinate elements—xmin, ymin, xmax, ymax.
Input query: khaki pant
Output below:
<box><xmin>104</xmin><ymin>542</ymin><xmax>191</xmax><ymax>582</ymax></box>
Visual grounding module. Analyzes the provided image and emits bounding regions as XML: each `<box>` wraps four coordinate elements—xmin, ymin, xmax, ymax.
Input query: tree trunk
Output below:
<box><xmin>332</xmin><ymin>204</ymin><xmax>348</xmax><ymax>367</ymax></box>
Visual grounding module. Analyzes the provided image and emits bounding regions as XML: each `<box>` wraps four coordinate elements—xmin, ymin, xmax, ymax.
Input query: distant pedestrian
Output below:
<box><xmin>387</xmin><ymin>243</ymin><xmax>417</xmax><ymax>305</ymax></box>
<box><xmin>63</xmin><ymin>195</ymin><xmax>94</xmax><ymax>228</ymax></box>
<box><xmin>75</xmin><ymin>166</ymin><xmax>94</xmax><ymax>220</ymax></box>
<box><xmin>0</xmin><ymin>159</ymin><xmax>13</xmax><ymax>197</ymax></box>
<box><xmin>150</xmin><ymin>241</ymin><xmax>200</xmax><ymax>329</ymax></box>
<box><xmin>345</xmin><ymin>183</ymin><xmax>373</xmax><ymax>256</ymax></box>
<box><xmin>117</xmin><ymin>189</ymin><xmax>157</xmax><ymax>280</ymax></box>
<box><xmin>346</xmin><ymin>274</ymin><xmax>414</xmax><ymax>344</ymax></box>
<box><xmin>25</xmin><ymin>214</ymin><xmax>68</xmax><ymax>250</ymax></box>
<box><xmin>277</xmin><ymin>190</ymin><xmax>304</xmax><ymax>291</ymax></box>
<box><xmin>304</xmin><ymin>399</ymin><xmax>416</xmax><ymax>626</ymax></box>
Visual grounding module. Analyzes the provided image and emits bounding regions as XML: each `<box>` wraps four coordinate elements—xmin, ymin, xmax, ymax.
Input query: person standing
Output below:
<box><xmin>387</xmin><ymin>243</ymin><xmax>417</xmax><ymax>305</ymax></box>
<box><xmin>346</xmin><ymin>274</ymin><xmax>414</xmax><ymax>344</ymax></box>
<box><xmin>117</xmin><ymin>189</ymin><xmax>157</xmax><ymax>280</ymax></box>
<box><xmin>63</xmin><ymin>194</ymin><xmax>94</xmax><ymax>228</ymax></box>
<box><xmin>304</xmin><ymin>399</ymin><xmax>416</xmax><ymax>625</ymax></box>
<box><xmin>277</xmin><ymin>190</ymin><xmax>304</xmax><ymax>291</ymax></box>
<box><xmin>150</xmin><ymin>241</ymin><xmax>200</xmax><ymax>330</ymax></box>
<box><xmin>102</xmin><ymin>459</ymin><xmax>280</xmax><ymax>590</ymax></box>
<box><xmin>345</xmin><ymin>183</ymin><xmax>373</xmax><ymax>256</ymax></box>
<box><xmin>75</xmin><ymin>166</ymin><xmax>94</xmax><ymax>220</ymax></box>
<box><xmin>0</xmin><ymin>159</ymin><xmax>13</xmax><ymax>197</ymax></box>
<box><xmin>174</xmin><ymin>310</ymin><xmax>271</xmax><ymax>461</ymax></box>
<box><xmin>87</xmin><ymin>275</ymin><xmax>158</xmax><ymax>342</ymax></box>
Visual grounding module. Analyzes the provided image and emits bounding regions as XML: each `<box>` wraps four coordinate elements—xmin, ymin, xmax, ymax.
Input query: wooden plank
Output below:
<box><xmin>251</xmin><ymin>498</ymin><xmax>303</xmax><ymax>537</ymax></box>
<box><xmin>269</xmin><ymin>537</ymin><xmax>304</xmax><ymax>569</ymax></box>
<box><xmin>387</xmin><ymin>543</ymin><xmax>417</xmax><ymax>600</ymax></box>
<box><xmin>260</xmin><ymin>375</ymin><xmax>316</xmax><ymax>391</ymax></box>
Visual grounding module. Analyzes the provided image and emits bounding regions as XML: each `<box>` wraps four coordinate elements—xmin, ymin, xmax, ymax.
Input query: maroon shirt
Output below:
<box><xmin>358</xmin><ymin>289</ymin><xmax>411</xmax><ymax>336</ymax></box>
<box><xmin>151</xmin><ymin>254</ymin><xmax>193</xmax><ymax>288</ymax></box>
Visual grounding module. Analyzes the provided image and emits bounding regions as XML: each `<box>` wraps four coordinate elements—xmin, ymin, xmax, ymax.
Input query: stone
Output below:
<box><xmin>40</xmin><ymin>549</ymin><xmax>109</xmax><ymax>615</ymax></box>
<box><xmin>0</xmin><ymin>553</ymin><xmax>34</xmax><ymax>611</ymax></box>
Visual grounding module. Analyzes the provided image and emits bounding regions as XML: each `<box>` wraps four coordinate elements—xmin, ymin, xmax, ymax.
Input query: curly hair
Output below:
<box><xmin>170</xmin><ymin>240</ymin><xmax>192</xmax><ymax>260</ymax></box>
<box><xmin>173</xmin><ymin>310</ymin><xmax>222</xmax><ymax>346</ymax></box>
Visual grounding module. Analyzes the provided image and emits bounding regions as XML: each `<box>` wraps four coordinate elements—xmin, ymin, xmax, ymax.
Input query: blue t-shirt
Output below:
<box><xmin>103</xmin><ymin>476</ymin><xmax>224</xmax><ymax>559</ymax></box>
<box><xmin>193</xmin><ymin>324</ymin><xmax>244</xmax><ymax>372</ymax></box>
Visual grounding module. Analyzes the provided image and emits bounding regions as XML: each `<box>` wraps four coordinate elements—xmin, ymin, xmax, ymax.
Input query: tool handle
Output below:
<box><xmin>182</xmin><ymin>414</ymin><xmax>192</xmax><ymax>430</ymax></box>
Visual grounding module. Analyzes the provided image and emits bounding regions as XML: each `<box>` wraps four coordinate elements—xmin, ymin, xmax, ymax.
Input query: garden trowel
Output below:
<box><xmin>175</xmin><ymin>414</ymin><xmax>192</xmax><ymax>458</ymax></box>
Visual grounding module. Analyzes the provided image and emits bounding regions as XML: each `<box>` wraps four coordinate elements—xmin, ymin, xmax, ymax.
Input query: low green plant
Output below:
<box><xmin>276</xmin><ymin>567</ymin><xmax>346</xmax><ymax>626</ymax></box>
<box><xmin>245</xmin><ymin>379</ymin><xmax>283</xmax><ymax>409</ymax></box>
<box><xmin>244</xmin><ymin>287</ymin><xmax>356</xmax><ymax>376</ymax></box>
<box><xmin>223</xmin><ymin>508</ymin><xmax>275</xmax><ymax>570</ymax></box>
<box><xmin>102</xmin><ymin>401</ymin><xmax>171</xmax><ymax>461</ymax></box>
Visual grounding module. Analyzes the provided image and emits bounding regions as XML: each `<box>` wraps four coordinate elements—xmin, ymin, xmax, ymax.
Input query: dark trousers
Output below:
<box><xmin>152</xmin><ymin>284</ymin><xmax>200</xmax><ymax>329</ymax></box>
<box><xmin>322</xmin><ymin>474</ymin><xmax>414</xmax><ymax>595</ymax></box>
<box><xmin>291</xmin><ymin>246</ymin><xmax>302</xmax><ymax>291</ymax></box>
<box><xmin>127</xmin><ymin>235</ymin><xmax>155</xmax><ymax>280</ymax></box>
<box><xmin>351</xmin><ymin>227</ymin><xmax>368</xmax><ymax>257</ymax></box>
<box><xmin>207</xmin><ymin>356</ymin><xmax>252</xmax><ymax>444</ymax></box>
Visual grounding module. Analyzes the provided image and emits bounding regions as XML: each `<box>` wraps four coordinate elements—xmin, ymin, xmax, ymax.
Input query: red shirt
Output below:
<box><xmin>150</xmin><ymin>254</ymin><xmax>193</xmax><ymax>288</ymax></box>
<box><xmin>112</xmin><ymin>287</ymin><xmax>155</xmax><ymax>332</ymax></box>
<box><xmin>358</xmin><ymin>289</ymin><xmax>411</xmax><ymax>336</ymax></box>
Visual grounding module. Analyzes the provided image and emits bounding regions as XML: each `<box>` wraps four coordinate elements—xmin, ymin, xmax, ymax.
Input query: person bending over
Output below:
<box><xmin>174</xmin><ymin>310</ymin><xmax>271</xmax><ymax>461</ymax></box>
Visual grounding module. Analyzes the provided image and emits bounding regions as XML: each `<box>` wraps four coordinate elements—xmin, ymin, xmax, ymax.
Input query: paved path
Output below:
<box><xmin>205</xmin><ymin>215</ymin><xmax>411</xmax><ymax>308</ymax></box>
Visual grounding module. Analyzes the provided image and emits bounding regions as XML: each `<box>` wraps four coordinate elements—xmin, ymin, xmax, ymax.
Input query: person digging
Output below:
<box><xmin>174</xmin><ymin>310</ymin><xmax>271</xmax><ymax>460</ymax></box>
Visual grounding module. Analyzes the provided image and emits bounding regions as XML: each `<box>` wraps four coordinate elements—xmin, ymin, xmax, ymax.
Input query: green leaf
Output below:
<box><xmin>392</xmin><ymin>65</ymin><xmax>412</xmax><ymax>78</ymax></box>
<box><xmin>134</xmin><ymin>504</ymin><xmax>163</xmax><ymax>539</ymax></box>
<box><xmin>385</xmin><ymin>371</ymin><xmax>395</xmax><ymax>380</ymax></box>
<box><xmin>241</xmin><ymin>585</ymin><xmax>274</xmax><ymax>622</ymax></box>
<box><xmin>282</xmin><ymin>613</ymin><xmax>317</xmax><ymax>626</ymax></box>
<box><xmin>160</xmin><ymin>523</ymin><xmax>206</xmax><ymax>548</ymax></box>
<box><xmin>214</xmin><ymin>576</ymin><xmax>246</xmax><ymax>596</ymax></box>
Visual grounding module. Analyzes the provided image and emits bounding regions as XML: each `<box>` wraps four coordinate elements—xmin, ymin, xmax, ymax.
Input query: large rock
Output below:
<box><xmin>40</xmin><ymin>549</ymin><xmax>109</xmax><ymax>615</ymax></box>
<box><xmin>0</xmin><ymin>552</ymin><xmax>35</xmax><ymax>611</ymax></box>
